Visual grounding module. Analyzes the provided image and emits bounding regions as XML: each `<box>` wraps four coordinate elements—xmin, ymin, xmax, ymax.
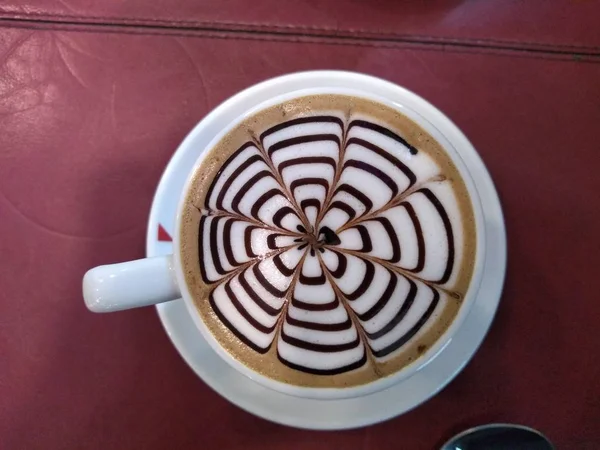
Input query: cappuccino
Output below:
<box><xmin>180</xmin><ymin>94</ymin><xmax>476</xmax><ymax>388</ymax></box>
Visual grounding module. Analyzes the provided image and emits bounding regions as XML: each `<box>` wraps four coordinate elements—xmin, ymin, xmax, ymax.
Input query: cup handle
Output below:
<box><xmin>83</xmin><ymin>255</ymin><xmax>181</xmax><ymax>313</ymax></box>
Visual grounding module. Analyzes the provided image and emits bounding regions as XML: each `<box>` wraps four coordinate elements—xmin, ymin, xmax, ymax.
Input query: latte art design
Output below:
<box><xmin>196</xmin><ymin>113</ymin><xmax>467</xmax><ymax>376</ymax></box>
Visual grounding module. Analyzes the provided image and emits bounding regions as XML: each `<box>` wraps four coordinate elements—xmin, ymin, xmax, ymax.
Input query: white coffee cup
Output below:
<box><xmin>83</xmin><ymin>72</ymin><xmax>486</xmax><ymax>401</ymax></box>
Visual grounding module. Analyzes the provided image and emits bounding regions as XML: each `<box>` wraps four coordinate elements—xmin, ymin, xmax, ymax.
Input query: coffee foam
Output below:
<box><xmin>180</xmin><ymin>95</ymin><xmax>477</xmax><ymax>388</ymax></box>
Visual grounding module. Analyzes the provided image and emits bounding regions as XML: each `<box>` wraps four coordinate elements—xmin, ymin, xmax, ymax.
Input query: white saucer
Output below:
<box><xmin>145</xmin><ymin>71</ymin><xmax>506</xmax><ymax>430</ymax></box>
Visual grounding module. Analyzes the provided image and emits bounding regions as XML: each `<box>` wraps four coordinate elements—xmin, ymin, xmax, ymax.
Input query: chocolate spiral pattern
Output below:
<box><xmin>197</xmin><ymin>115</ymin><xmax>462</xmax><ymax>375</ymax></box>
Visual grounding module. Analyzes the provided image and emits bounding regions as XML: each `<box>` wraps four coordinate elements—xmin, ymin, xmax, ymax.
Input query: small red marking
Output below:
<box><xmin>158</xmin><ymin>224</ymin><xmax>172</xmax><ymax>242</ymax></box>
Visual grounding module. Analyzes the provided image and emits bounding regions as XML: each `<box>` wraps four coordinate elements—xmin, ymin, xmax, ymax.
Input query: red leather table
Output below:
<box><xmin>1</xmin><ymin>2</ymin><xmax>599</xmax><ymax>448</ymax></box>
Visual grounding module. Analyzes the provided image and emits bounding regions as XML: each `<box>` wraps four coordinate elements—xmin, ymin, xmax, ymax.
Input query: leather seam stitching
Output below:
<box><xmin>2</xmin><ymin>19</ymin><xmax>599</xmax><ymax>64</ymax></box>
<box><xmin>0</xmin><ymin>10</ymin><xmax>599</xmax><ymax>52</ymax></box>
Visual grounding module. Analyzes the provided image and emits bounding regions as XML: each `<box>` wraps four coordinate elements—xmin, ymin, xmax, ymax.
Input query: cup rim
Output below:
<box><xmin>171</xmin><ymin>71</ymin><xmax>487</xmax><ymax>400</ymax></box>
